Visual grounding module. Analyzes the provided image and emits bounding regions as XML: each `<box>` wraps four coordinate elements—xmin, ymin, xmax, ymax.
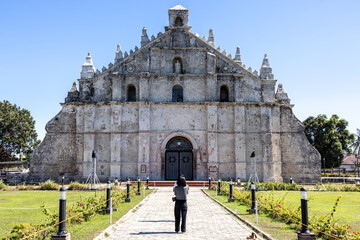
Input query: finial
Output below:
<box><xmin>124</xmin><ymin>51</ymin><xmax>128</xmax><ymax>57</ymax></box>
<box><xmin>81</xmin><ymin>52</ymin><xmax>96</xmax><ymax>79</ymax></box>
<box><xmin>235</xmin><ymin>46</ymin><xmax>242</xmax><ymax>63</ymax></box>
<box><xmin>130</xmin><ymin>49</ymin><xmax>134</xmax><ymax>55</ymax></box>
<box><xmin>114</xmin><ymin>44</ymin><xmax>123</xmax><ymax>63</ymax></box>
<box><xmin>202</xmin><ymin>36</ymin><xmax>206</xmax><ymax>41</ymax></box>
<box><xmin>228</xmin><ymin>54</ymin><xmax>232</xmax><ymax>59</ymax></box>
<box><xmin>217</xmin><ymin>46</ymin><xmax>221</xmax><ymax>51</ymax></box>
<box><xmin>248</xmin><ymin>67</ymin><xmax>252</xmax><ymax>72</ymax></box>
<box><xmin>222</xmin><ymin>50</ymin><xmax>226</xmax><ymax>55</ymax></box>
<box><xmin>141</xmin><ymin>27</ymin><xmax>150</xmax><ymax>47</ymax></box>
<box><xmin>260</xmin><ymin>53</ymin><xmax>274</xmax><ymax>79</ymax></box>
<box><xmin>69</xmin><ymin>81</ymin><xmax>78</xmax><ymax>92</ymax></box>
<box><xmin>102</xmin><ymin>66</ymin><xmax>107</xmax><ymax>72</ymax></box>
<box><xmin>151</xmin><ymin>35</ymin><xmax>155</xmax><ymax>41</ymax></box>
<box><xmin>207</xmin><ymin>28</ymin><xmax>215</xmax><ymax>47</ymax></box>
<box><xmin>135</xmin><ymin>46</ymin><xmax>139</xmax><ymax>51</ymax></box>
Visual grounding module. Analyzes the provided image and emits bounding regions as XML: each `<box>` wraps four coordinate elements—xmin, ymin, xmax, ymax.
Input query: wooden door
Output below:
<box><xmin>180</xmin><ymin>152</ymin><xmax>193</xmax><ymax>180</ymax></box>
<box><xmin>165</xmin><ymin>151</ymin><xmax>179</xmax><ymax>180</ymax></box>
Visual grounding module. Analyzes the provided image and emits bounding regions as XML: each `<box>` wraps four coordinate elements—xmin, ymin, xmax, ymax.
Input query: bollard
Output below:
<box><xmin>228</xmin><ymin>179</ymin><xmax>234</xmax><ymax>202</ymax></box>
<box><xmin>290</xmin><ymin>177</ymin><xmax>294</xmax><ymax>184</ymax></box>
<box><xmin>51</xmin><ymin>187</ymin><xmax>70</xmax><ymax>240</ymax></box>
<box><xmin>146</xmin><ymin>176</ymin><xmax>149</xmax><ymax>189</ymax></box>
<box><xmin>125</xmin><ymin>179</ymin><xmax>131</xmax><ymax>202</ymax></box>
<box><xmin>61</xmin><ymin>176</ymin><xmax>64</xmax><ymax>187</ymax></box>
<box><xmin>298</xmin><ymin>187</ymin><xmax>316</xmax><ymax>240</ymax></box>
<box><xmin>247</xmin><ymin>182</ymin><xmax>256</xmax><ymax>214</ymax></box>
<box><xmin>208</xmin><ymin>176</ymin><xmax>211</xmax><ymax>190</ymax></box>
<box><xmin>217</xmin><ymin>179</ymin><xmax>222</xmax><ymax>195</ymax></box>
<box><xmin>136</xmin><ymin>178</ymin><xmax>141</xmax><ymax>195</ymax></box>
<box><xmin>105</xmin><ymin>181</ymin><xmax>111</xmax><ymax>213</ymax></box>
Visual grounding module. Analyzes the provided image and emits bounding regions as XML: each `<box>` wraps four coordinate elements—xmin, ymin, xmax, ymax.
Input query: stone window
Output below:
<box><xmin>175</xmin><ymin>16</ymin><xmax>183</xmax><ymax>26</ymax></box>
<box><xmin>172</xmin><ymin>85</ymin><xmax>183</xmax><ymax>102</ymax></box>
<box><xmin>127</xmin><ymin>84</ymin><xmax>136</xmax><ymax>102</ymax></box>
<box><xmin>220</xmin><ymin>85</ymin><xmax>229</xmax><ymax>102</ymax></box>
<box><xmin>173</xmin><ymin>57</ymin><xmax>183</xmax><ymax>74</ymax></box>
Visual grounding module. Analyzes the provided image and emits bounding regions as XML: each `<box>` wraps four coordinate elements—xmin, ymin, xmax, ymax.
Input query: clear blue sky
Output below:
<box><xmin>0</xmin><ymin>0</ymin><xmax>359</xmax><ymax>141</ymax></box>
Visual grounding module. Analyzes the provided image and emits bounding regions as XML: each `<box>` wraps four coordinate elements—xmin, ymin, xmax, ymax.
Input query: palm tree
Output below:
<box><xmin>350</xmin><ymin>129</ymin><xmax>360</xmax><ymax>177</ymax></box>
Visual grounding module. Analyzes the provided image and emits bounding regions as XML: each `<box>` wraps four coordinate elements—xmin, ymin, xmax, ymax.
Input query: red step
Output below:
<box><xmin>120</xmin><ymin>181</ymin><xmax>210</xmax><ymax>187</ymax></box>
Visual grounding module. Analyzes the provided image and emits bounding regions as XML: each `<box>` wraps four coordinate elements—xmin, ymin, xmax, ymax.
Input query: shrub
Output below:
<box><xmin>0</xmin><ymin>181</ymin><xmax>6</xmax><ymax>190</ymax></box>
<box><xmin>67</xmin><ymin>181</ymin><xmax>83</xmax><ymax>190</ymax></box>
<box><xmin>39</xmin><ymin>180</ymin><xmax>59</xmax><ymax>190</ymax></box>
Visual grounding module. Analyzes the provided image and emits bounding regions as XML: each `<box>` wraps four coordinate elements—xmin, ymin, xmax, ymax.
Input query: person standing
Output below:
<box><xmin>173</xmin><ymin>176</ymin><xmax>189</xmax><ymax>233</ymax></box>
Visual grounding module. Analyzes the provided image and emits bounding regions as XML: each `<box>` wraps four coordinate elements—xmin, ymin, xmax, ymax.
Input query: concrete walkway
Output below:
<box><xmin>96</xmin><ymin>187</ymin><xmax>259</xmax><ymax>240</ymax></box>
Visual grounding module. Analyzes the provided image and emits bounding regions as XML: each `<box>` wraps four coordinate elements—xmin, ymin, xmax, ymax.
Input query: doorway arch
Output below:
<box><xmin>165</xmin><ymin>137</ymin><xmax>193</xmax><ymax>180</ymax></box>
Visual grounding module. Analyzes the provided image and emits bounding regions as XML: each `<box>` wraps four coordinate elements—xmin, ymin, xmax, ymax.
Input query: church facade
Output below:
<box><xmin>30</xmin><ymin>5</ymin><xmax>321</xmax><ymax>183</ymax></box>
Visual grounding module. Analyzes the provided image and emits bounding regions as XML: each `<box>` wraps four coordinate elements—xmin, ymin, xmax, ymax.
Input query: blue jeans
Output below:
<box><xmin>174</xmin><ymin>200</ymin><xmax>187</xmax><ymax>232</ymax></box>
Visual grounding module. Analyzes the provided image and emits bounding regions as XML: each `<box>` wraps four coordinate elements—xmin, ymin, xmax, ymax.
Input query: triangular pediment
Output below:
<box><xmin>96</xmin><ymin>28</ymin><xmax>258</xmax><ymax>78</ymax></box>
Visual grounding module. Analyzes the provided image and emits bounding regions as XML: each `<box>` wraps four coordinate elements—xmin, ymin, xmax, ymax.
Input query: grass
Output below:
<box><xmin>68</xmin><ymin>189</ymin><xmax>153</xmax><ymax>240</ymax></box>
<box><xmin>259</xmin><ymin>190</ymin><xmax>360</xmax><ymax>231</ymax></box>
<box><xmin>205</xmin><ymin>189</ymin><xmax>299</xmax><ymax>240</ymax></box>
<box><xmin>205</xmin><ymin>189</ymin><xmax>360</xmax><ymax>239</ymax></box>
<box><xmin>0</xmin><ymin>190</ymin><xmax>95</xmax><ymax>238</ymax></box>
<box><xmin>0</xmin><ymin>188</ymin><xmax>153</xmax><ymax>239</ymax></box>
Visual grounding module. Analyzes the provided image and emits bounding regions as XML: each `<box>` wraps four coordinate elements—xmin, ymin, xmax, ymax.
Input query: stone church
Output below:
<box><xmin>30</xmin><ymin>4</ymin><xmax>321</xmax><ymax>183</ymax></box>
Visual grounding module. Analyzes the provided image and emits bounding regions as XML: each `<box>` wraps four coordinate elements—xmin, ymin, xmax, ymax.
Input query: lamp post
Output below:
<box><xmin>125</xmin><ymin>179</ymin><xmax>131</xmax><ymax>202</ymax></box>
<box><xmin>51</xmin><ymin>187</ymin><xmax>70</xmax><ymax>240</ymax></box>
<box><xmin>208</xmin><ymin>176</ymin><xmax>211</xmax><ymax>190</ymax></box>
<box><xmin>146</xmin><ymin>176</ymin><xmax>149</xmax><ymax>189</ymax></box>
<box><xmin>105</xmin><ymin>181</ymin><xmax>111</xmax><ymax>213</ymax></box>
<box><xmin>136</xmin><ymin>177</ymin><xmax>141</xmax><ymax>195</ymax></box>
<box><xmin>247</xmin><ymin>182</ymin><xmax>256</xmax><ymax>214</ymax></box>
<box><xmin>217</xmin><ymin>179</ymin><xmax>222</xmax><ymax>195</ymax></box>
<box><xmin>298</xmin><ymin>187</ymin><xmax>315</xmax><ymax>240</ymax></box>
<box><xmin>228</xmin><ymin>179</ymin><xmax>234</xmax><ymax>202</ymax></box>
<box><xmin>61</xmin><ymin>176</ymin><xmax>64</xmax><ymax>187</ymax></box>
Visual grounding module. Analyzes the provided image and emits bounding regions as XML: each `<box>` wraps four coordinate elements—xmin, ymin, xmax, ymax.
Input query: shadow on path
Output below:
<box><xmin>130</xmin><ymin>231</ymin><xmax>177</xmax><ymax>235</ymax></box>
<box><xmin>139</xmin><ymin>220</ymin><xmax>174</xmax><ymax>223</ymax></box>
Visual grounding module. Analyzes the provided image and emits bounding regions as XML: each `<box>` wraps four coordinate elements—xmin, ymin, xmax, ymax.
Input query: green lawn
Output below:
<box><xmin>259</xmin><ymin>190</ymin><xmax>360</xmax><ymax>231</ymax></box>
<box><xmin>0</xmin><ymin>189</ymin><xmax>153</xmax><ymax>239</ymax></box>
<box><xmin>205</xmin><ymin>190</ymin><xmax>299</xmax><ymax>240</ymax></box>
<box><xmin>0</xmin><ymin>190</ymin><xmax>95</xmax><ymax>238</ymax></box>
<box><xmin>205</xmin><ymin>189</ymin><xmax>360</xmax><ymax>240</ymax></box>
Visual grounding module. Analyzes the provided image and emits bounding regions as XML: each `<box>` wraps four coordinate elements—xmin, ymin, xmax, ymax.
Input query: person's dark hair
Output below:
<box><xmin>177</xmin><ymin>176</ymin><xmax>187</xmax><ymax>187</ymax></box>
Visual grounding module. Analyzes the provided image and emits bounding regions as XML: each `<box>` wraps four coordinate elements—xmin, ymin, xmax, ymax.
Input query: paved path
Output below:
<box><xmin>96</xmin><ymin>187</ymin><xmax>259</xmax><ymax>240</ymax></box>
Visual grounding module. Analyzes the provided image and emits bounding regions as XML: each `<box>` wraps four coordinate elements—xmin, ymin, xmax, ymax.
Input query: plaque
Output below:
<box><xmin>141</xmin><ymin>165</ymin><xmax>146</xmax><ymax>173</ymax></box>
<box><xmin>209</xmin><ymin>166</ymin><xmax>217</xmax><ymax>172</ymax></box>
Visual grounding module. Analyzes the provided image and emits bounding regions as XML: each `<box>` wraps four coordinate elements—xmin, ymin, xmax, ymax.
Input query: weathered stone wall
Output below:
<box><xmin>30</xmin><ymin>5</ymin><xmax>321</xmax><ymax>183</ymax></box>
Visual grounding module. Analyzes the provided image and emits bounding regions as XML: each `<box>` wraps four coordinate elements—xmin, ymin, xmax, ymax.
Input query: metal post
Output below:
<box><xmin>92</xmin><ymin>150</ymin><xmax>96</xmax><ymax>189</ymax></box>
<box><xmin>290</xmin><ymin>177</ymin><xmax>294</xmax><ymax>184</ymax></box>
<box><xmin>57</xmin><ymin>187</ymin><xmax>67</xmax><ymax>235</ymax></box>
<box><xmin>255</xmin><ymin>201</ymin><xmax>258</xmax><ymax>224</ymax></box>
<box><xmin>106</xmin><ymin>181</ymin><xmax>111</xmax><ymax>213</ymax></box>
<box><xmin>136</xmin><ymin>178</ymin><xmax>141</xmax><ymax>195</ymax></box>
<box><xmin>208</xmin><ymin>176</ymin><xmax>211</xmax><ymax>190</ymax></box>
<box><xmin>109</xmin><ymin>198</ymin><xmax>112</xmax><ymax>224</ymax></box>
<box><xmin>298</xmin><ymin>187</ymin><xmax>315</xmax><ymax>239</ymax></box>
<box><xmin>125</xmin><ymin>179</ymin><xmax>131</xmax><ymax>202</ymax></box>
<box><xmin>146</xmin><ymin>176</ymin><xmax>149</xmax><ymax>189</ymax></box>
<box><xmin>228</xmin><ymin>179</ymin><xmax>234</xmax><ymax>202</ymax></box>
<box><xmin>217</xmin><ymin>179</ymin><xmax>222</xmax><ymax>195</ymax></box>
<box><xmin>61</xmin><ymin>176</ymin><xmax>64</xmax><ymax>187</ymax></box>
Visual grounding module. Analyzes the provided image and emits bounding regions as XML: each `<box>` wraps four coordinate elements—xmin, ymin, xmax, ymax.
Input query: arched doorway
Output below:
<box><xmin>165</xmin><ymin>137</ymin><xmax>193</xmax><ymax>180</ymax></box>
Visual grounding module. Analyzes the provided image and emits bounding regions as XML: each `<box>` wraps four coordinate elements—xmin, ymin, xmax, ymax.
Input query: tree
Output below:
<box><xmin>0</xmin><ymin>100</ymin><xmax>40</xmax><ymax>162</ymax></box>
<box><xmin>303</xmin><ymin>114</ymin><xmax>354</xmax><ymax>168</ymax></box>
<box><xmin>350</xmin><ymin>128</ymin><xmax>360</xmax><ymax>176</ymax></box>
